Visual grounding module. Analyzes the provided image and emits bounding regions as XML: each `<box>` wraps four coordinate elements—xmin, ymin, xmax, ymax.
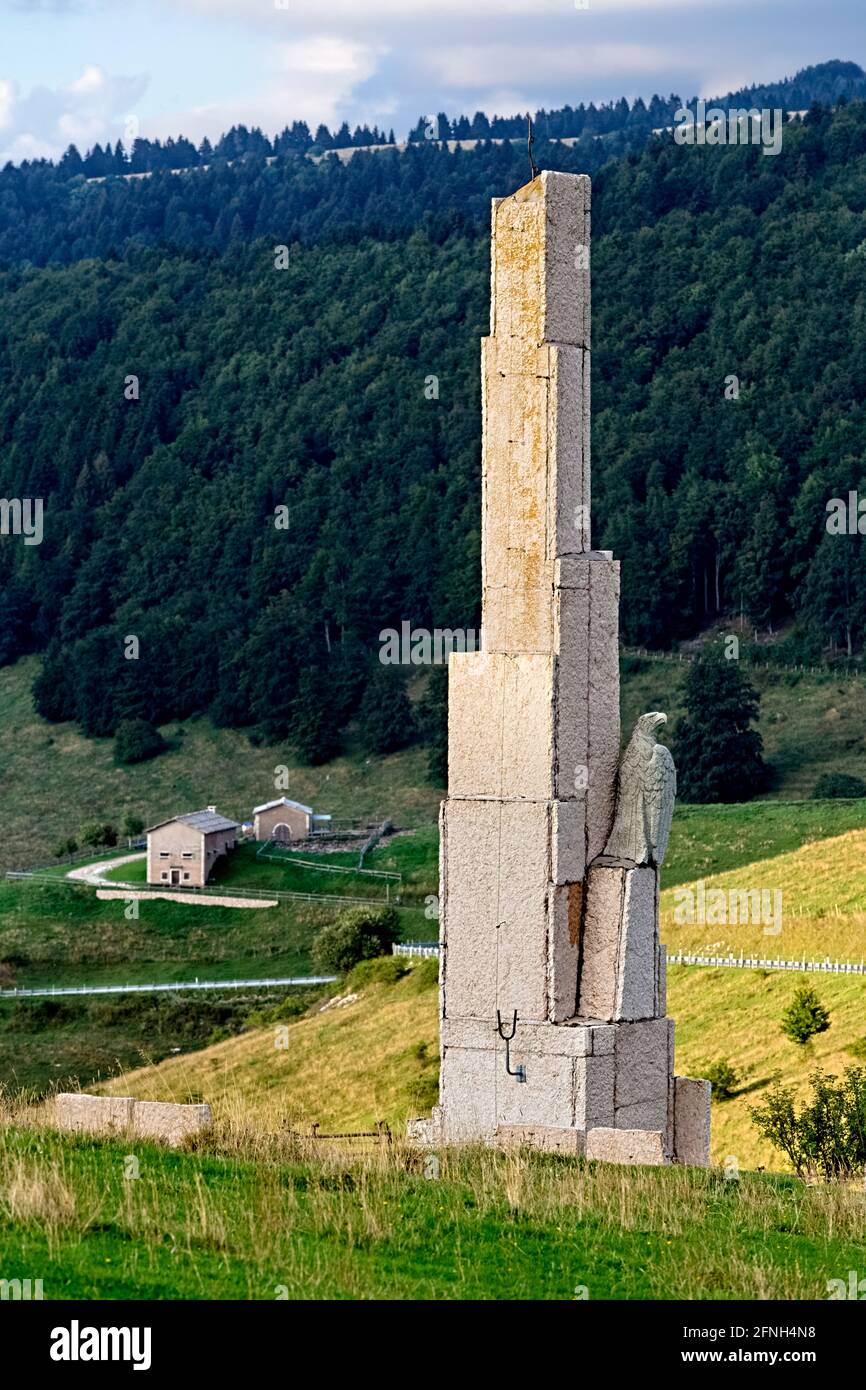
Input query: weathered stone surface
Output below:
<box><xmin>551</xmin><ymin>798</ymin><xmax>586</xmax><ymax>885</ymax></box>
<box><xmin>494</xmin><ymin>1124</ymin><xmax>585</xmax><ymax>1155</ymax></box>
<box><xmin>614</xmin><ymin>1023</ymin><xmax>675</xmax><ymax>1117</ymax></box>
<box><xmin>439</xmin><ymin>798</ymin><xmax>555</xmax><ymax>1023</ymax></box>
<box><xmin>673</xmin><ymin>1076</ymin><xmax>712</xmax><ymax>1168</ymax></box>
<box><xmin>585</xmin><ymin>1127</ymin><xmax>669</xmax><ymax>1166</ymax></box>
<box><xmin>656</xmin><ymin>940</ymin><xmax>667</xmax><ymax>1016</ymax></box>
<box><xmin>575</xmin><ymin>1055</ymin><xmax>615</xmax><ymax>1130</ymax></box>
<box><xmin>447</xmin><ymin>651</ymin><xmax>554</xmax><ymax>800</ymax></box>
<box><xmin>56</xmin><ymin>1093</ymin><xmax>134</xmax><ymax>1136</ymax></box>
<box><xmin>496</xmin><ymin>1054</ymin><xmax>578</xmax><ymax>1130</ymax></box>
<box><xmin>438</xmin><ymin>1048</ymin><xmax>498</xmax><ymax>1141</ymax></box>
<box><xmin>132</xmin><ymin>1100</ymin><xmax>212</xmax><ymax>1147</ymax></box>
<box><xmin>614</xmin><ymin>865</ymin><xmax>659</xmax><ymax>1021</ymax></box>
<box><xmin>577</xmin><ymin>863</ymin><xmax>623</xmax><ymax>1019</ymax></box>
<box><xmin>547</xmin><ymin>882</ymin><xmax>582</xmax><ymax>1022</ymax></box>
<box><xmin>55</xmin><ymin>1093</ymin><xmax>211</xmax><ymax>1148</ymax></box>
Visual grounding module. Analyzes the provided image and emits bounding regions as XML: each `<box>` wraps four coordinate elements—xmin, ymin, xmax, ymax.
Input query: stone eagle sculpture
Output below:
<box><xmin>603</xmin><ymin>712</ymin><xmax>677</xmax><ymax>867</ymax></box>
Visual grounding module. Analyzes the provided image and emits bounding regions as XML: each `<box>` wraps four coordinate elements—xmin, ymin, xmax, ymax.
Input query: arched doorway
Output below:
<box><xmin>273</xmin><ymin>822</ymin><xmax>292</xmax><ymax>844</ymax></box>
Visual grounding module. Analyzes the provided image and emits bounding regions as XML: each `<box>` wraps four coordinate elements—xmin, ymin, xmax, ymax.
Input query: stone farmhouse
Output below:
<box><xmin>146</xmin><ymin>807</ymin><xmax>239</xmax><ymax>887</ymax></box>
<box><xmin>253</xmin><ymin>797</ymin><xmax>331</xmax><ymax>842</ymax></box>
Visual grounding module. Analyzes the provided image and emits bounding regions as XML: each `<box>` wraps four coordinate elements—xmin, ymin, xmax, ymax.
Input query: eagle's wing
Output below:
<box><xmin>645</xmin><ymin>744</ymin><xmax>677</xmax><ymax>866</ymax></box>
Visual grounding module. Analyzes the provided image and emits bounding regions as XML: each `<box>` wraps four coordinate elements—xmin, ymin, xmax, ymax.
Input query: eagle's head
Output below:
<box><xmin>638</xmin><ymin>711</ymin><xmax>667</xmax><ymax>737</ymax></box>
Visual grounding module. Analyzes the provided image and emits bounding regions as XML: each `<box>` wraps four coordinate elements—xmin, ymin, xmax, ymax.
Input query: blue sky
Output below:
<box><xmin>0</xmin><ymin>0</ymin><xmax>863</xmax><ymax>163</ymax></box>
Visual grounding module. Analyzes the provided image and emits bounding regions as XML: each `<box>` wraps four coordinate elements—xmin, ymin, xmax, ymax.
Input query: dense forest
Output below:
<box><xmin>1</xmin><ymin>73</ymin><xmax>865</xmax><ymax>754</ymax></box>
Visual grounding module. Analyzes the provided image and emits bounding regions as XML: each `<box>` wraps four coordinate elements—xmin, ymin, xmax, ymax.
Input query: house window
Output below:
<box><xmin>160</xmin><ymin>871</ymin><xmax>168</xmax><ymax>881</ymax></box>
<box><xmin>183</xmin><ymin>871</ymin><xmax>191</xmax><ymax>881</ymax></box>
<box><xmin>182</xmin><ymin>852</ymin><xmax>193</xmax><ymax>859</ymax></box>
<box><xmin>159</xmin><ymin>851</ymin><xmax>169</xmax><ymax>859</ymax></box>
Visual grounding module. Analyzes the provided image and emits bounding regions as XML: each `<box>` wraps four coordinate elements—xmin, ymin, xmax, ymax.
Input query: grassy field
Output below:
<box><xmin>1</xmin><ymin>1114</ymin><xmax>863</xmax><ymax>1299</ymax></box>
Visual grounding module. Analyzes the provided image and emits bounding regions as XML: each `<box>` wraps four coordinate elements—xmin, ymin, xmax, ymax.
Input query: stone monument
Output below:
<box><xmin>428</xmin><ymin>170</ymin><xmax>710</xmax><ymax>1165</ymax></box>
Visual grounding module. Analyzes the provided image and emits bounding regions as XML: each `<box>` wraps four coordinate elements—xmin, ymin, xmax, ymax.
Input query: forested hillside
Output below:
<box><xmin>1</xmin><ymin>94</ymin><xmax>866</xmax><ymax>752</ymax></box>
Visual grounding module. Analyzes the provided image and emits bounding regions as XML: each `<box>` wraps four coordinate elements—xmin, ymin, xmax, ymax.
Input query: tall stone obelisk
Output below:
<box><xmin>431</xmin><ymin>172</ymin><xmax>710</xmax><ymax>1165</ymax></box>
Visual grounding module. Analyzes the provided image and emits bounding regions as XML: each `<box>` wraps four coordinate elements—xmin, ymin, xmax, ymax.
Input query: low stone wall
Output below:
<box><xmin>55</xmin><ymin>1093</ymin><xmax>212</xmax><ymax>1148</ymax></box>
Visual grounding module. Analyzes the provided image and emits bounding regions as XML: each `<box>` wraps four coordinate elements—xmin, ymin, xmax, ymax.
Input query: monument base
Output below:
<box><xmin>414</xmin><ymin>1018</ymin><xmax>710</xmax><ymax>1167</ymax></box>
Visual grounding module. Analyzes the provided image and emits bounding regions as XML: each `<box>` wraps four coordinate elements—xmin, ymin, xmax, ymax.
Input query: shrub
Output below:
<box><xmin>812</xmin><ymin>772</ymin><xmax>866</xmax><ymax>799</ymax></box>
<box><xmin>79</xmin><ymin>822</ymin><xmax>118</xmax><ymax>849</ymax></box>
<box><xmin>781</xmin><ymin>985</ymin><xmax>831</xmax><ymax>1046</ymax></box>
<box><xmin>750</xmin><ymin>1068</ymin><xmax>866</xmax><ymax>1180</ymax></box>
<box><xmin>121</xmin><ymin>811</ymin><xmax>145</xmax><ymax>838</ymax></box>
<box><xmin>700</xmin><ymin>1059</ymin><xmax>740</xmax><ymax>1100</ymax></box>
<box><xmin>311</xmin><ymin>906</ymin><xmax>400</xmax><ymax>975</ymax></box>
<box><xmin>346</xmin><ymin>955</ymin><xmax>408</xmax><ymax>989</ymax></box>
<box><xmin>52</xmin><ymin>837</ymin><xmax>78</xmax><ymax>859</ymax></box>
<box><xmin>114</xmin><ymin>718</ymin><xmax>166</xmax><ymax>765</ymax></box>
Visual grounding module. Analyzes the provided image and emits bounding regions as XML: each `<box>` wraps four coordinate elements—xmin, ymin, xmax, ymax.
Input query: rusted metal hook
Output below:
<box><xmin>496</xmin><ymin>1009</ymin><xmax>526</xmax><ymax>1082</ymax></box>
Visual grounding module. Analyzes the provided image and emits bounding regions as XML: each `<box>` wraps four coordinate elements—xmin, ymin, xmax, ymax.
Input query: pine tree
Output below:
<box><xmin>672</xmin><ymin>651</ymin><xmax>766</xmax><ymax>802</ymax></box>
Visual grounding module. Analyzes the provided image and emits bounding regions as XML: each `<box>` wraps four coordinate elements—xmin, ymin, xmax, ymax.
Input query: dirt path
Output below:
<box><xmin>68</xmin><ymin>853</ymin><xmax>276</xmax><ymax>909</ymax></box>
<box><xmin>67</xmin><ymin>852</ymin><xmax>146</xmax><ymax>886</ymax></box>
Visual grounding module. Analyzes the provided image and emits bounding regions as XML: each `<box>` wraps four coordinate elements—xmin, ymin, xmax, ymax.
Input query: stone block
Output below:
<box><xmin>551</xmin><ymin>797</ymin><xmax>586</xmax><ymax>885</ymax></box>
<box><xmin>440</xmin><ymin>799</ymin><xmax>549</xmax><ymax>1021</ymax></box>
<box><xmin>585</xmin><ymin>1127</ymin><xmax>669</xmax><ymax>1166</ymax></box>
<box><xmin>132</xmin><ymin>1100</ymin><xmax>211</xmax><ymax>1148</ymax></box>
<box><xmin>673</xmin><ymin>1076</ymin><xmax>711</xmax><ymax>1168</ymax></box>
<box><xmin>439</xmin><ymin>1047</ymin><xmax>498</xmax><ymax>1141</ymax></box>
<box><xmin>614</xmin><ymin>1019</ymin><xmax>672</xmax><ymax>1114</ymax></box>
<box><xmin>577</xmin><ymin>863</ymin><xmax>623</xmax><ymax>1019</ymax></box>
<box><xmin>447</xmin><ymin>650</ymin><xmax>554</xmax><ymax>799</ymax></box>
<box><xmin>56</xmin><ymin>1093</ymin><xmax>134</xmax><ymax>1136</ymax></box>
<box><xmin>575</xmin><ymin>1055</ymin><xmax>615</xmax><ymax>1129</ymax></box>
<box><xmin>441</xmin><ymin>1015</ymin><xmax>608</xmax><ymax>1061</ymax></box>
<box><xmin>494</xmin><ymin>1125</ymin><xmax>585</xmax><ymax>1155</ymax></box>
<box><xmin>547</xmin><ymin>345</ymin><xmax>589</xmax><ymax>559</ymax></box>
<box><xmin>55</xmin><ymin>1093</ymin><xmax>211</xmax><ymax>1148</ymax></box>
<box><xmin>496</xmin><ymin>1053</ymin><xmax>578</xmax><ymax>1130</ymax></box>
<box><xmin>614</xmin><ymin>865</ymin><xmax>659</xmax><ymax>1021</ymax></box>
<box><xmin>547</xmin><ymin>882</ymin><xmax>582</xmax><ymax>1022</ymax></box>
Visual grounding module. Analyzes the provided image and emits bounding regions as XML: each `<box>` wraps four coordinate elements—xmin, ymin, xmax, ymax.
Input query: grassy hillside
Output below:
<box><xmin>0</xmin><ymin>656</ymin><xmax>441</xmax><ymax>875</ymax></box>
<box><xmin>4</xmin><ymin>653</ymin><xmax>866</xmax><ymax>877</ymax></box>
<box><xmin>661</xmin><ymin>827</ymin><xmax>866</xmax><ymax>958</ymax></box>
<box><xmin>2</xmin><ymin>1117</ymin><xmax>861</xmax><ymax>1300</ymax></box>
<box><xmin>98</xmin><ymin>953</ymin><xmax>866</xmax><ymax>1174</ymax></box>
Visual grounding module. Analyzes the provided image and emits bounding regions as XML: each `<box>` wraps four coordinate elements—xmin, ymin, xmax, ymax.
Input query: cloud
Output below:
<box><xmin>0</xmin><ymin>64</ymin><xmax>148</xmax><ymax>164</ymax></box>
<box><xmin>428</xmin><ymin>42</ymin><xmax>670</xmax><ymax>90</ymax></box>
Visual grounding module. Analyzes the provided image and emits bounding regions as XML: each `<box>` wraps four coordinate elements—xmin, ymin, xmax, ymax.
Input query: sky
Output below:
<box><xmin>0</xmin><ymin>0</ymin><xmax>863</xmax><ymax>164</ymax></box>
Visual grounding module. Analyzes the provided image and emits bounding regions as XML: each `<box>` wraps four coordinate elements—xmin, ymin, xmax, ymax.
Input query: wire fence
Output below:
<box><xmin>0</xmin><ymin>975</ymin><xmax>337</xmax><ymax>999</ymax></box>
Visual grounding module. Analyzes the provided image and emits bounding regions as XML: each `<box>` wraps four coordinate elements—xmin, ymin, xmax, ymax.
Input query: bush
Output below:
<box><xmin>812</xmin><ymin>772</ymin><xmax>866</xmax><ymax>800</ymax></box>
<box><xmin>311</xmin><ymin>906</ymin><xmax>400</xmax><ymax>975</ymax></box>
<box><xmin>781</xmin><ymin>985</ymin><xmax>831</xmax><ymax>1046</ymax></box>
<box><xmin>700</xmin><ymin>1059</ymin><xmax>740</xmax><ymax>1100</ymax></box>
<box><xmin>121</xmin><ymin>811</ymin><xmax>145</xmax><ymax>838</ymax></box>
<box><xmin>346</xmin><ymin>955</ymin><xmax>408</xmax><ymax>989</ymax></box>
<box><xmin>52</xmin><ymin>837</ymin><xmax>78</xmax><ymax>859</ymax></box>
<box><xmin>114</xmin><ymin>718</ymin><xmax>166</xmax><ymax>765</ymax></box>
<box><xmin>79</xmin><ymin>822</ymin><xmax>118</xmax><ymax>849</ymax></box>
<box><xmin>750</xmin><ymin>1068</ymin><xmax>866</xmax><ymax>1180</ymax></box>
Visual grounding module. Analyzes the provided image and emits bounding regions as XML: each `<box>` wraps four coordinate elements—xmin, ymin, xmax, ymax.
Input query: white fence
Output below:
<box><xmin>393</xmin><ymin>942</ymin><xmax>866</xmax><ymax>975</ymax></box>
<box><xmin>666</xmin><ymin>951</ymin><xmax>866</xmax><ymax>975</ymax></box>
<box><xmin>1</xmin><ymin>975</ymin><xmax>337</xmax><ymax>999</ymax></box>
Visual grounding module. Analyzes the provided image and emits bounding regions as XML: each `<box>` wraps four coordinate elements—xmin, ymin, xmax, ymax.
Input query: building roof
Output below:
<box><xmin>146</xmin><ymin>809</ymin><xmax>239</xmax><ymax>836</ymax></box>
<box><xmin>253</xmin><ymin>797</ymin><xmax>313</xmax><ymax>815</ymax></box>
